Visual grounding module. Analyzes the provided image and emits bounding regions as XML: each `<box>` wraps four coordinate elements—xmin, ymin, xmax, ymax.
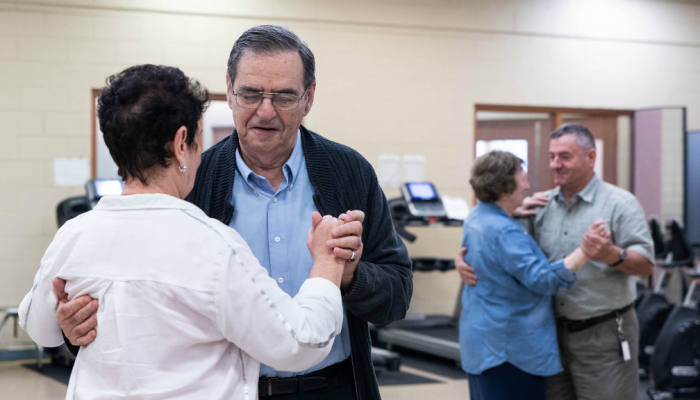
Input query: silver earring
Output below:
<box><xmin>179</xmin><ymin>165</ymin><xmax>187</xmax><ymax>173</ymax></box>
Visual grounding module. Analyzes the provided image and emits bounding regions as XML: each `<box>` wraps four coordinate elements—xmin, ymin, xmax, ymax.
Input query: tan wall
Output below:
<box><xmin>1</xmin><ymin>0</ymin><xmax>699</xmax><ymax>323</ymax></box>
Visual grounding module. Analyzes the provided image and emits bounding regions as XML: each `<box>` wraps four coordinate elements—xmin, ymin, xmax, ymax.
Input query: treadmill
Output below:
<box><xmin>375</xmin><ymin>182</ymin><xmax>465</xmax><ymax>364</ymax></box>
<box><xmin>56</xmin><ymin>179</ymin><xmax>123</xmax><ymax>227</ymax></box>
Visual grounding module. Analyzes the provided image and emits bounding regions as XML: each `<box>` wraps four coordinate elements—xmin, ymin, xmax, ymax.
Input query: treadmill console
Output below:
<box><xmin>400</xmin><ymin>182</ymin><xmax>446</xmax><ymax>218</ymax></box>
<box><xmin>85</xmin><ymin>179</ymin><xmax>123</xmax><ymax>208</ymax></box>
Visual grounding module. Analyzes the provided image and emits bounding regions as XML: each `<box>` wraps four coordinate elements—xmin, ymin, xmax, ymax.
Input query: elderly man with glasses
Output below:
<box><xmin>53</xmin><ymin>25</ymin><xmax>413</xmax><ymax>400</ymax></box>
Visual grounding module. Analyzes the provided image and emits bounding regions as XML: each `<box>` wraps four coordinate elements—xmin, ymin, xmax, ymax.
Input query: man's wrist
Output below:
<box><xmin>607</xmin><ymin>246</ymin><xmax>624</xmax><ymax>265</ymax></box>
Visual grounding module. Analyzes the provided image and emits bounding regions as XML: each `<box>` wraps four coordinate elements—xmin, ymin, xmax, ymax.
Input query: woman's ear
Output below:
<box><xmin>172</xmin><ymin>126</ymin><xmax>188</xmax><ymax>168</ymax></box>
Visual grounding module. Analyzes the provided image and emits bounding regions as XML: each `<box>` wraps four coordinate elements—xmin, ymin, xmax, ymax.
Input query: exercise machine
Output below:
<box><xmin>638</xmin><ymin>220</ymin><xmax>695</xmax><ymax>376</ymax></box>
<box><xmin>374</xmin><ymin>182</ymin><xmax>465</xmax><ymax>364</ymax></box>
<box><xmin>648</xmin><ymin>271</ymin><xmax>700</xmax><ymax>398</ymax></box>
<box><xmin>56</xmin><ymin>179</ymin><xmax>123</xmax><ymax>227</ymax></box>
<box><xmin>647</xmin><ymin>226</ymin><xmax>700</xmax><ymax>399</ymax></box>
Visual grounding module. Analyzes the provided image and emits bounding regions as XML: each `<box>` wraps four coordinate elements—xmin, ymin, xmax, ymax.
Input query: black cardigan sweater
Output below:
<box><xmin>185</xmin><ymin>126</ymin><xmax>413</xmax><ymax>399</ymax></box>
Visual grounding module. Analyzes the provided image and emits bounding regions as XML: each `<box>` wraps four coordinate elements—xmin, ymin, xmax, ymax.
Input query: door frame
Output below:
<box><xmin>474</xmin><ymin>104</ymin><xmax>635</xmax><ymax>190</ymax></box>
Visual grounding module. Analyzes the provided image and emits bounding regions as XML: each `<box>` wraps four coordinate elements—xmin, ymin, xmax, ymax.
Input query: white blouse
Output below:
<box><xmin>19</xmin><ymin>193</ymin><xmax>343</xmax><ymax>400</ymax></box>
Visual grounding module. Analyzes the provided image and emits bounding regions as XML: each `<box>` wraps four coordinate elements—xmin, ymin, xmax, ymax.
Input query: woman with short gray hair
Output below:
<box><xmin>459</xmin><ymin>150</ymin><xmax>605</xmax><ymax>400</ymax></box>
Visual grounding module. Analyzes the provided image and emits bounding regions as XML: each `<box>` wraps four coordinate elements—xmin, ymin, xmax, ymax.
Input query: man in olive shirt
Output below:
<box><xmin>456</xmin><ymin>124</ymin><xmax>654</xmax><ymax>400</ymax></box>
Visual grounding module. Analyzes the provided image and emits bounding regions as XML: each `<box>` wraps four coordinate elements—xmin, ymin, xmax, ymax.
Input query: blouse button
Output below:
<box><xmin>275</xmin><ymin>237</ymin><xmax>281</xmax><ymax>243</ymax></box>
<box><xmin>273</xmin><ymin>197</ymin><xmax>278</xmax><ymax>203</ymax></box>
<box><xmin>278</xmin><ymin>277</ymin><xmax>284</xmax><ymax>284</ymax></box>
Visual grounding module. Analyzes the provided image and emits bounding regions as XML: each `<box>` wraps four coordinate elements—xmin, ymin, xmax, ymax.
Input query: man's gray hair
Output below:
<box><xmin>227</xmin><ymin>25</ymin><xmax>315</xmax><ymax>91</ymax></box>
<box><xmin>550</xmin><ymin>123</ymin><xmax>595</xmax><ymax>150</ymax></box>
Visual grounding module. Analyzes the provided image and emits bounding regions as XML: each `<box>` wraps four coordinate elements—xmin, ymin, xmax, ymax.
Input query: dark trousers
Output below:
<box><xmin>265</xmin><ymin>381</ymin><xmax>356</xmax><ymax>400</ymax></box>
<box><xmin>261</xmin><ymin>358</ymin><xmax>357</xmax><ymax>400</ymax></box>
<box><xmin>468</xmin><ymin>362</ymin><xmax>546</xmax><ymax>400</ymax></box>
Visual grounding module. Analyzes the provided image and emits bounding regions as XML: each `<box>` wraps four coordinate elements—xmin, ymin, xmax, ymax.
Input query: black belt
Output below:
<box><xmin>557</xmin><ymin>303</ymin><xmax>634</xmax><ymax>333</ymax></box>
<box><xmin>258</xmin><ymin>358</ymin><xmax>353</xmax><ymax>397</ymax></box>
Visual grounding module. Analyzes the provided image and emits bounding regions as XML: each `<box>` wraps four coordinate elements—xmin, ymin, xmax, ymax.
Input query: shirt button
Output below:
<box><xmin>278</xmin><ymin>277</ymin><xmax>284</xmax><ymax>284</ymax></box>
<box><xmin>564</xmin><ymin>231</ymin><xmax>568</xmax><ymax>235</ymax></box>
<box><xmin>274</xmin><ymin>237</ymin><xmax>280</xmax><ymax>243</ymax></box>
<box><xmin>254</xmin><ymin>191</ymin><xmax>259</xmax><ymax>197</ymax></box>
<box><xmin>273</xmin><ymin>197</ymin><xmax>278</xmax><ymax>203</ymax></box>
<box><xmin>290</xmin><ymin>183</ymin><xmax>294</xmax><ymax>189</ymax></box>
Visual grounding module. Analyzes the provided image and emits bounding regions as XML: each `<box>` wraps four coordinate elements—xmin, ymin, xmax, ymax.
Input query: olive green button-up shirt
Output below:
<box><xmin>523</xmin><ymin>175</ymin><xmax>654</xmax><ymax>320</ymax></box>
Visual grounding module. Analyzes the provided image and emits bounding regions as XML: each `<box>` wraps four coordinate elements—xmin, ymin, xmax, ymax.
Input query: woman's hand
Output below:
<box><xmin>513</xmin><ymin>191</ymin><xmax>549</xmax><ymax>216</ymax></box>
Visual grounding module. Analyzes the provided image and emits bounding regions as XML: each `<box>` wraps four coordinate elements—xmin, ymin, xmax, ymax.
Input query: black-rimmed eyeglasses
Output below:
<box><xmin>232</xmin><ymin>87</ymin><xmax>309</xmax><ymax>111</ymax></box>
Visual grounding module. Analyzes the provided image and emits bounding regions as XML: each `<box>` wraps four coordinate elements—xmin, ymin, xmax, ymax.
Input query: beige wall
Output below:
<box><xmin>1</xmin><ymin>0</ymin><xmax>699</xmax><ymax>319</ymax></box>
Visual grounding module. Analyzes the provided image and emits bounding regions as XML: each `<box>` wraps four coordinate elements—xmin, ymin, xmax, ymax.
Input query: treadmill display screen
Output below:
<box><xmin>407</xmin><ymin>183</ymin><xmax>436</xmax><ymax>200</ymax></box>
<box><xmin>94</xmin><ymin>180</ymin><xmax>123</xmax><ymax>197</ymax></box>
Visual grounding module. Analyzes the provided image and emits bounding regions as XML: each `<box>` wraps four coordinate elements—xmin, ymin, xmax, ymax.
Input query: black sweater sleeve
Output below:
<box><xmin>340</xmin><ymin>162</ymin><xmax>413</xmax><ymax>325</ymax></box>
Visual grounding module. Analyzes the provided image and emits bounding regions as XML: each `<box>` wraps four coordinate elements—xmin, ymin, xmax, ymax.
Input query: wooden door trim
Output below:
<box><xmin>475</xmin><ymin>104</ymin><xmax>634</xmax><ymax>117</ymax></box>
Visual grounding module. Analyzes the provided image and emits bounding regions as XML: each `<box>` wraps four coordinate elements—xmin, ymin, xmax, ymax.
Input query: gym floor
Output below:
<box><xmin>0</xmin><ymin>351</ymin><xmax>655</xmax><ymax>400</ymax></box>
<box><xmin>0</xmin><ymin>349</ymin><xmax>472</xmax><ymax>400</ymax></box>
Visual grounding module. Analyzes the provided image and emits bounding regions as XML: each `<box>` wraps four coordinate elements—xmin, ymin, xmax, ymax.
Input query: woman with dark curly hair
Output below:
<box><xmin>19</xmin><ymin>65</ymin><xmax>346</xmax><ymax>400</ymax></box>
<box><xmin>459</xmin><ymin>151</ymin><xmax>607</xmax><ymax>400</ymax></box>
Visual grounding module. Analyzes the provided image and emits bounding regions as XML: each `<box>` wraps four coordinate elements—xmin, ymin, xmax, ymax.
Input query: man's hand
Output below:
<box><xmin>53</xmin><ymin>278</ymin><xmax>98</xmax><ymax>346</ymax></box>
<box><xmin>325</xmin><ymin>210</ymin><xmax>365</xmax><ymax>290</ymax></box>
<box><xmin>514</xmin><ymin>191</ymin><xmax>549</xmax><ymax>216</ymax></box>
<box><xmin>580</xmin><ymin>220</ymin><xmax>617</xmax><ymax>263</ymax></box>
<box><xmin>307</xmin><ymin>213</ymin><xmax>346</xmax><ymax>287</ymax></box>
<box><xmin>455</xmin><ymin>247</ymin><xmax>477</xmax><ymax>286</ymax></box>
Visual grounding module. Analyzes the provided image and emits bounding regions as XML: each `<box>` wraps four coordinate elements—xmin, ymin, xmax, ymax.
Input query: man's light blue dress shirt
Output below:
<box><xmin>229</xmin><ymin>131</ymin><xmax>351</xmax><ymax>378</ymax></box>
<box><xmin>459</xmin><ymin>202</ymin><xmax>576</xmax><ymax>377</ymax></box>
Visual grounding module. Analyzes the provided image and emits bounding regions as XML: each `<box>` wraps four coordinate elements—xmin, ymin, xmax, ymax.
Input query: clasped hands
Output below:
<box><xmin>307</xmin><ymin>210</ymin><xmax>365</xmax><ymax>289</ymax></box>
<box><xmin>53</xmin><ymin>209</ymin><xmax>365</xmax><ymax>347</ymax></box>
<box><xmin>454</xmin><ymin>217</ymin><xmax>616</xmax><ymax>287</ymax></box>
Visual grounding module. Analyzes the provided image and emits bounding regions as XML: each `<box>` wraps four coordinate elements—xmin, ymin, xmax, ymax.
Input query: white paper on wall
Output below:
<box><xmin>54</xmin><ymin>158</ymin><xmax>90</xmax><ymax>187</ymax></box>
<box><xmin>377</xmin><ymin>154</ymin><xmax>401</xmax><ymax>187</ymax></box>
<box><xmin>403</xmin><ymin>154</ymin><xmax>426</xmax><ymax>182</ymax></box>
<box><xmin>441</xmin><ymin>195</ymin><xmax>470</xmax><ymax>221</ymax></box>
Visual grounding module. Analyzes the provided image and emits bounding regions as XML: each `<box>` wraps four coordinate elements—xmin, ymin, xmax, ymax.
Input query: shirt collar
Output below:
<box><xmin>480</xmin><ymin>201</ymin><xmax>511</xmax><ymax>218</ymax></box>
<box><xmin>94</xmin><ymin>193</ymin><xmax>204</xmax><ymax>214</ymax></box>
<box><xmin>553</xmin><ymin>175</ymin><xmax>600</xmax><ymax>204</ymax></box>
<box><xmin>235</xmin><ymin>129</ymin><xmax>303</xmax><ymax>188</ymax></box>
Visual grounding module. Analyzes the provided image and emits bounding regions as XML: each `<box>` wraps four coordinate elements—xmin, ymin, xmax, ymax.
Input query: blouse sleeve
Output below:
<box><xmin>215</xmin><ymin>227</ymin><xmax>343</xmax><ymax>372</ymax></box>
<box><xmin>18</xmin><ymin>244</ymin><xmax>66</xmax><ymax>348</ymax></box>
<box><xmin>496</xmin><ymin>226</ymin><xmax>576</xmax><ymax>295</ymax></box>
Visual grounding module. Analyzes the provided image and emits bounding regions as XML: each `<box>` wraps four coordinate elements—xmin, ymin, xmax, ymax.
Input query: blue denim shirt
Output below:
<box><xmin>229</xmin><ymin>131</ymin><xmax>351</xmax><ymax>377</ymax></box>
<box><xmin>459</xmin><ymin>202</ymin><xmax>576</xmax><ymax>376</ymax></box>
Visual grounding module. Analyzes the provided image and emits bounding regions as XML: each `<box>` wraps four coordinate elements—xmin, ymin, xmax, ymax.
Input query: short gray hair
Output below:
<box><xmin>469</xmin><ymin>151</ymin><xmax>523</xmax><ymax>203</ymax></box>
<box><xmin>227</xmin><ymin>25</ymin><xmax>315</xmax><ymax>91</ymax></box>
<box><xmin>550</xmin><ymin>123</ymin><xmax>595</xmax><ymax>150</ymax></box>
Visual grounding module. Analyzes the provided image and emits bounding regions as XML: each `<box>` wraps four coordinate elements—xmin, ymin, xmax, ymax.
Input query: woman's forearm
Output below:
<box><xmin>564</xmin><ymin>248</ymin><xmax>588</xmax><ymax>273</ymax></box>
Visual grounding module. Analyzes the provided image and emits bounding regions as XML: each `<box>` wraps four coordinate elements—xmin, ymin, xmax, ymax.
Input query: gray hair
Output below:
<box><xmin>227</xmin><ymin>25</ymin><xmax>315</xmax><ymax>91</ymax></box>
<box><xmin>550</xmin><ymin>123</ymin><xmax>595</xmax><ymax>150</ymax></box>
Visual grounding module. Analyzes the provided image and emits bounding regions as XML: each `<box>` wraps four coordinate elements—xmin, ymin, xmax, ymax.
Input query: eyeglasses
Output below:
<box><xmin>232</xmin><ymin>87</ymin><xmax>309</xmax><ymax>111</ymax></box>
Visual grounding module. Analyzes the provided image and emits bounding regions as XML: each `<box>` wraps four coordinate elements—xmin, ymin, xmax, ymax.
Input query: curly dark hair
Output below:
<box><xmin>469</xmin><ymin>151</ymin><xmax>523</xmax><ymax>203</ymax></box>
<box><xmin>97</xmin><ymin>64</ymin><xmax>210</xmax><ymax>184</ymax></box>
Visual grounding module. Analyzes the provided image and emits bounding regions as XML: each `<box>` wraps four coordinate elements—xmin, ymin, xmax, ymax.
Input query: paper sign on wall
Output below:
<box><xmin>377</xmin><ymin>154</ymin><xmax>401</xmax><ymax>187</ymax></box>
<box><xmin>54</xmin><ymin>158</ymin><xmax>90</xmax><ymax>187</ymax></box>
<box><xmin>403</xmin><ymin>155</ymin><xmax>426</xmax><ymax>182</ymax></box>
